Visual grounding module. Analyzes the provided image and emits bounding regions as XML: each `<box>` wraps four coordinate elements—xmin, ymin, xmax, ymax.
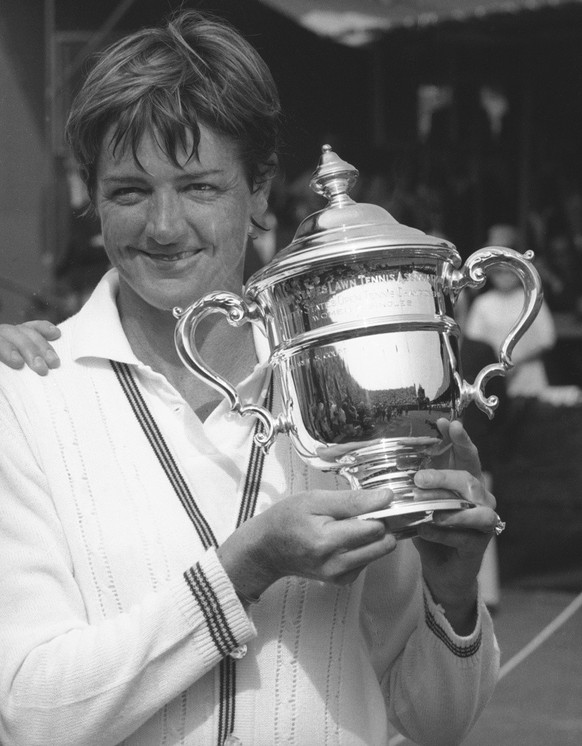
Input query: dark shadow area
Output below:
<box><xmin>491</xmin><ymin>397</ymin><xmax>582</xmax><ymax>585</ymax></box>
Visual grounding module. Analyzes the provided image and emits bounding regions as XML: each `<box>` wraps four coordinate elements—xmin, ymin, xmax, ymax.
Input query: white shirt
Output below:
<box><xmin>465</xmin><ymin>287</ymin><xmax>556</xmax><ymax>396</ymax></box>
<box><xmin>0</xmin><ymin>269</ymin><xmax>499</xmax><ymax>746</ymax></box>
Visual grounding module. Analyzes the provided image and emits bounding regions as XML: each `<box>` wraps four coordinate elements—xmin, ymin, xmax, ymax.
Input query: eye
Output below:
<box><xmin>109</xmin><ymin>186</ymin><xmax>146</xmax><ymax>205</ymax></box>
<box><xmin>115</xmin><ymin>186</ymin><xmax>144</xmax><ymax>196</ymax></box>
<box><xmin>183</xmin><ymin>182</ymin><xmax>214</xmax><ymax>193</ymax></box>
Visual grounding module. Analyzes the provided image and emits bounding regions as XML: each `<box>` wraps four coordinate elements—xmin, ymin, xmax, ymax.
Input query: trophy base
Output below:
<box><xmin>336</xmin><ymin>441</ymin><xmax>473</xmax><ymax>539</ymax></box>
<box><xmin>357</xmin><ymin>498</ymin><xmax>473</xmax><ymax>540</ymax></box>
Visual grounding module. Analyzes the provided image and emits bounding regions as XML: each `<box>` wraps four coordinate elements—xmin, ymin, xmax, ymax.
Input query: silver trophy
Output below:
<box><xmin>174</xmin><ymin>146</ymin><xmax>543</xmax><ymax>538</ymax></box>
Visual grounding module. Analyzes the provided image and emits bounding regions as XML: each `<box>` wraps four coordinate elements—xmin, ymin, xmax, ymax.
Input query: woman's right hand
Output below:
<box><xmin>0</xmin><ymin>321</ymin><xmax>61</xmax><ymax>375</ymax></box>
<box><xmin>217</xmin><ymin>488</ymin><xmax>398</xmax><ymax>602</ymax></box>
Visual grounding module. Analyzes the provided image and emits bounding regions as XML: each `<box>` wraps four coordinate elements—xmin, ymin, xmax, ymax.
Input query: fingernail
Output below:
<box><xmin>10</xmin><ymin>351</ymin><xmax>23</xmax><ymax>366</ymax></box>
<box><xmin>46</xmin><ymin>350</ymin><xmax>60</xmax><ymax>367</ymax></box>
<box><xmin>33</xmin><ymin>356</ymin><xmax>49</xmax><ymax>374</ymax></box>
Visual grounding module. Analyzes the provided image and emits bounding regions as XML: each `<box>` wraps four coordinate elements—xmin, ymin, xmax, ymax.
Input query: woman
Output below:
<box><xmin>0</xmin><ymin>11</ymin><xmax>500</xmax><ymax>746</ymax></box>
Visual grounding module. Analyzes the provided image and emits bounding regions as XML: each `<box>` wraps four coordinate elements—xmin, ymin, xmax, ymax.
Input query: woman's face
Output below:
<box><xmin>94</xmin><ymin>123</ymin><xmax>268</xmax><ymax>314</ymax></box>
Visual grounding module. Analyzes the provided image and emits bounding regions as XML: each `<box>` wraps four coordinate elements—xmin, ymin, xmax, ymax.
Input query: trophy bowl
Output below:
<box><xmin>174</xmin><ymin>145</ymin><xmax>543</xmax><ymax>538</ymax></box>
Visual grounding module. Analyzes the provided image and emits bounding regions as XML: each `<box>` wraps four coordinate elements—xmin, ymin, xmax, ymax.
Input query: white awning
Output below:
<box><xmin>258</xmin><ymin>0</ymin><xmax>581</xmax><ymax>45</ymax></box>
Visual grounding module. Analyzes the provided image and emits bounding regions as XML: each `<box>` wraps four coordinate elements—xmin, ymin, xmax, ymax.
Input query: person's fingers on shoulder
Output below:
<box><xmin>24</xmin><ymin>320</ymin><xmax>61</xmax><ymax>342</ymax></box>
<box><xmin>12</xmin><ymin>322</ymin><xmax>61</xmax><ymax>375</ymax></box>
<box><xmin>0</xmin><ymin>323</ymin><xmax>60</xmax><ymax>375</ymax></box>
<box><xmin>0</xmin><ymin>327</ymin><xmax>26</xmax><ymax>369</ymax></box>
<box><xmin>22</xmin><ymin>322</ymin><xmax>61</xmax><ymax>368</ymax></box>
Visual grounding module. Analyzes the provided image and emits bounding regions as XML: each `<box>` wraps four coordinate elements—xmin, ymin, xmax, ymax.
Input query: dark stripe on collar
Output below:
<box><xmin>111</xmin><ymin>359</ymin><xmax>216</xmax><ymax>548</ymax></box>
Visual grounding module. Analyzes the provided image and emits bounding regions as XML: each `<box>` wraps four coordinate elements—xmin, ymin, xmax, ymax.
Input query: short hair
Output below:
<box><xmin>66</xmin><ymin>10</ymin><xmax>282</xmax><ymax>199</ymax></box>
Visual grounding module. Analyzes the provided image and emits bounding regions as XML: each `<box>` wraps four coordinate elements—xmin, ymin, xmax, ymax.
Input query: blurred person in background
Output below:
<box><xmin>536</xmin><ymin>215</ymin><xmax>582</xmax><ymax>316</ymax></box>
<box><xmin>460</xmin><ymin>333</ymin><xmax>508</xmax><ymax>613</ymax></box>
<box><xmin>464</xmin><ymin>224</ymin><xmax>557</xmax><ymax>400</ymax></box>
<box><xmin>0</xmin><ymin>11</ymin><xmax>501</xmax><ymax>746</ymax></box>
<box><xmin>461</xmin><ymin>223</ymin><xmax>556</xmax><ymax>611</ymax></box>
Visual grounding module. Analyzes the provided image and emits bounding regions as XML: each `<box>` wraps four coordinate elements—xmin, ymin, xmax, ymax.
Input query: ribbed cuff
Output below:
<box><xmin>422</xmin><ymin>580</ymin><xmax>482</xmax><ymax>660</ymax></box>
<box><xmin>176</xmin><ymin>548</ymin><xmax>256</xmax><ymax>666</ymax></box>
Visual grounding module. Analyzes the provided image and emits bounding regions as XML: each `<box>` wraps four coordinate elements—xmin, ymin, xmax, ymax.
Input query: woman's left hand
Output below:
<box><xmin>412</xmin><ymin>418</ymin><xmax>500</xmax><ymax>632</ymax></box>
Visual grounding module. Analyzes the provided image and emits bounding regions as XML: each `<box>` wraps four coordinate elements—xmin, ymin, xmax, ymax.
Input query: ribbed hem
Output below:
<box><xmin>422</xmin><ymin>580</ymin><xmax>482</xmax><ymax>660</ymax></box>
<box><xmin>176</xmin><ymin>548</ymin><xmax>256</xmax><ymax>666</ymax></box>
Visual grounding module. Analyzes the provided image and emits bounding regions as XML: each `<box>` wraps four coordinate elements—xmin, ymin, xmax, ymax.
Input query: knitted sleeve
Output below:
<box><xmin>360</xmin><ymin>543</ymin><xmax>500</xmax><ymax>746</ymax></box>
<box><xmin>0</xmin><ymin>386</ymin><xmax>254</xmax><ymax>746</ymax></box>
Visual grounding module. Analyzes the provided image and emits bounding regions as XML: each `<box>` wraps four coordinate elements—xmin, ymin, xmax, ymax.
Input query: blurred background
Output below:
<box><xmin>2</xmin><ymin>1</ymin><xmax>582</xmax><ymax>742</ymax></box>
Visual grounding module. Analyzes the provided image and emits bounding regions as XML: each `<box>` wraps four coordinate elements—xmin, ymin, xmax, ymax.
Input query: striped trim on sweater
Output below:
<box><xmin>112</xmin><ymin>360</ymin><xmax>272</xmax><ymax>745</ymax></box>
<box><xmin>424</xmin><ymin>592</ymin><xmax>482</xmax><ymax>658</ymax></box>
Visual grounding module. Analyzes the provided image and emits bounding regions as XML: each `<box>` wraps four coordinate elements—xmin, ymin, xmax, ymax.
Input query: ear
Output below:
<box><xmin>251</xmin><ymin>178</ymin><xmax>271</xmax><ymax>223</ymax></box>
<box><xmin>250</xmin><ymin>153</ymin><xmax>277</xmax><ymax>223</ymax></box>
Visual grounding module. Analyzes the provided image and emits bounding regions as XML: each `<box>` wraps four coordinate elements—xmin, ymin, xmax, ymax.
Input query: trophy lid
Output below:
<box><xmin>247</xmin><ymin>145</ymin><xmax>461</xmax><ymax>291</ymax></box>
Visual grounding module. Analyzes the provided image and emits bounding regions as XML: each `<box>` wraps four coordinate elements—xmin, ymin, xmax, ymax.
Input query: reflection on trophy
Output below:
<box><xmin>174</xmin><ymin>145</ymin><xmax>543</xmax><ymax>538</ymax></box>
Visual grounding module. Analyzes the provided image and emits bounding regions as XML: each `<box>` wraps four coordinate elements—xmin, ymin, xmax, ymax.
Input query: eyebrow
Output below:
<box><xmin>100</xmin><ymin>169</ymin><xmax>225</xmax><ymax>184</ymax></box>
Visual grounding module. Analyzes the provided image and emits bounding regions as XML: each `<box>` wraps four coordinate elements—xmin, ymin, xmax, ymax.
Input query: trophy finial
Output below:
<box><xmin>309</xmin><ymin>145</ymin><xmax>359</xmax><ymax>202</ymax></box>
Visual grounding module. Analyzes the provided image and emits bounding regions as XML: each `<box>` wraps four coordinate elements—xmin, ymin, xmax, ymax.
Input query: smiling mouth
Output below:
<box><xmin>138</xmin><ymin>249</ymin><xmax>201</xmax><ymax>263</ymax></box>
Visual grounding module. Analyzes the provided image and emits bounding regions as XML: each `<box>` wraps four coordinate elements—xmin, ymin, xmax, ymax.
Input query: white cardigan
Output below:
<box><xmin>0</xmin><ymin>270</ymin><xmax>499</xmax><ymax>746</ymax></box>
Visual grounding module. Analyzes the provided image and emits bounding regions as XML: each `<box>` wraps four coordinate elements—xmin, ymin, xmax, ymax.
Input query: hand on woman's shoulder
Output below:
<box><xmin>0</xmin><ymin>320</ymin><xmax>61</xmax><ymax>375</ymax></box>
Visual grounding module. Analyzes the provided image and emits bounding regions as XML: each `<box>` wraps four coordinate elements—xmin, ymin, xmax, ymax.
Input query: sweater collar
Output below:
<box><xmin>70</xmin><ymin>269</ymin><xmax>143</xmax><ymax>365</ymax></box>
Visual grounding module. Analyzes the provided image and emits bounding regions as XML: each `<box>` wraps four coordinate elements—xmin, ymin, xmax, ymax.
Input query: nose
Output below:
<box><xmin>145</xmin><ymin>190</ymin><xmax>187</xmax><ymax>245</ymax></box>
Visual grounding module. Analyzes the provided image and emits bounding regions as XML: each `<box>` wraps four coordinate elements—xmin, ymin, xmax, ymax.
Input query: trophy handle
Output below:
<box><xmin>448</xmin><ymin>246</ymin><xmax>544</xmax><ymax>418</ymax></box>
<box><xmin>173</xmin><ymin>292</ymin><xmax>288</xmax><ymax>451</ymax></box>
